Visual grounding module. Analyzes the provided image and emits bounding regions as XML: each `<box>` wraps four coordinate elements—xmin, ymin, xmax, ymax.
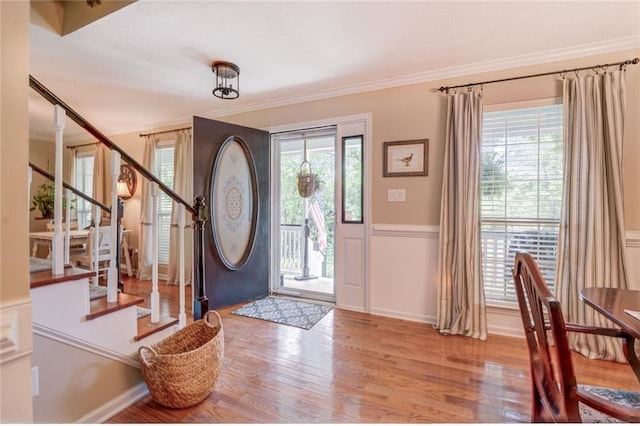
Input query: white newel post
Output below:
<box><xmin>178</xmin><ymin>205</ymin><xmax>186</xmax><ymax>328</ymax></box>
<box><xmin>108</xmin><ymin>151</ymin><xmax>121</xmax><ymax>302</ymax></box>
<box><xmin>64</xmin><ymin>188</ymin><xmax>72</xmax><ymax>265</ymax></box>
<box><xmin>52</xmin><ymin>105</ymin><xmax>65</xmax><ymax>274</ymax></box>
<box><xmin>151</xmin><ymin>182</ymin><xmax>160</xmax><ymax>323</ymax></box>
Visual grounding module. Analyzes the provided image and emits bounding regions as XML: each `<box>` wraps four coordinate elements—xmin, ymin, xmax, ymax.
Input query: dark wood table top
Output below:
<box><xmin>580</xmin><ymin>288</ymin><xmax>640</xmax><ymax>340</ymax></box>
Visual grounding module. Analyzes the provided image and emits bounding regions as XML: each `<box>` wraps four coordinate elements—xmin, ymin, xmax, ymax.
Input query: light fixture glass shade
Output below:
<box><xmin>212</xmin><ymin>61</ymin><xmax>240</xmax><ymax>99</ymax></box>
<box><xmin>117</xmin><ymin>180</ymin><xmax>132</xmax><ymax>199</ymax></box>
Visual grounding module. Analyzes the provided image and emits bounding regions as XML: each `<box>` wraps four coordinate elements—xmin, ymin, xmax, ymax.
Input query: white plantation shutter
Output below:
<box><xmin>481</xmin><ymin>100</ymin><xmax>563</xmax><ymax>303</ymax></box>
<box><xmin>154</xmin><ymin>144</ymin><xmax>175</xmax><ymax>264</ymax></box>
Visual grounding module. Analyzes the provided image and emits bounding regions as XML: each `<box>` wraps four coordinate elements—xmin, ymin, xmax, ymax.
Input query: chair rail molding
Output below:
<box><xmin>627</xmin><ymin>231</ymin><xmax>640</xmax><ymax>248</ymax></box>
<box><xmin>0</xmin><ymin>299</ymin><xmax>32</xmax><ymax>365</ymax></box>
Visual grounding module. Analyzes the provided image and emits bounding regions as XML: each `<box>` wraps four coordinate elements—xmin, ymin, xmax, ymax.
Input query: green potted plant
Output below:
<box><xmin>31</xmin><ymin>179</ymin><xmax>56</xmax><ymax>218</ymax></box>
<box><xmin>31</xmin><ymin>162</ymin><xmax>75</xmax><ymax>218</ymax></box>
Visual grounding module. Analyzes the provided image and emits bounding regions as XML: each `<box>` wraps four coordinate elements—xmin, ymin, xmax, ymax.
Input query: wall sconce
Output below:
<box><xmin>117</xmin><ymin>163</ymin><xmax>137</xmax><ymax>200</ymax></box>
<box><xmin>211</xmin><ymin>61</ymin><xmax>240</xmax><ymax>99</ymax></box>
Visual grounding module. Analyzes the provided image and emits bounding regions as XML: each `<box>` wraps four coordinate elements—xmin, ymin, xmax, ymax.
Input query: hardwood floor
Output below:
<box><xmin>108</xmin><ymin>279</ymin><xmax>640</xmax><ymax>423</ymax></box>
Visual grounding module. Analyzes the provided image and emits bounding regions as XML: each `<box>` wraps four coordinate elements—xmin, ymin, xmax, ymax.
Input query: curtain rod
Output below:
<box><xmin>66</xmin><ymin>142</ymin><xmax>99</xmax><ymax>149</ymax></box>
<box><xmin>437</xmin><ymin>57</ymin><xmax>639</xmax><ymax>93</ymax></box>
<box><xmin>139</xmin><ymin>126</ymin><xmax>191</xmax><ymax>138</ymax></box>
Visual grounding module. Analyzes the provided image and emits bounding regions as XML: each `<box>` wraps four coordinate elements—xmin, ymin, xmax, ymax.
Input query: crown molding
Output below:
<box><xmin>182</xmin><ymin>36</ymin><xmax>639</xmax><ymax>123</ymax></box>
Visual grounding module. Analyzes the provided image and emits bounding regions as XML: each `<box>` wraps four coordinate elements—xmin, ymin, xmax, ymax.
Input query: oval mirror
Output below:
<box><xmin>209</xmin><ymin>136</ymin><xmax>258</xmax><ymax>270</ymax></box>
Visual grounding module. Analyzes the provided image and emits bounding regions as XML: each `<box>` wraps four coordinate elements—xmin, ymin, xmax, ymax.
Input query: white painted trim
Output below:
<box><xmin>74</xmin><ymin>382</ymin><xmax>148</xmax><ymax>424</ymax></box>
<box><xmin>264</xmin><ymin>113</ymin><xmax>372</xmax><ymax>134</ymax></box>
<box><xmin>370</xmin><ymin>307</ymin><xmax>434</xmax><ymax>325</ymax></box>
<box><xmin>32</xmin><ymin>323</ymin><xmax>140</xmax><ymax>368</ymax></box>
<box><xmin>371</xmin><ymin>225</ymin><xmax>640</xmax><ymax>245</ymax></box>
<box><xmin>0</xmin><ymin>299</ymin><xmax>32</xmax><ymax>365</ymax></box>
<box><xmin>151</xmin><ymin>37</ymin><xmax>640</xmax><ymax>129</ymax></box>
<box><xmin>627</xmin><ymin>231</ymin><xmax>640</xmax><ymax>248</ymax></box>
<box><xmin>372</xmin><ymin>223</ymin><xmax>439</xmax><ymax>239</ymax></box>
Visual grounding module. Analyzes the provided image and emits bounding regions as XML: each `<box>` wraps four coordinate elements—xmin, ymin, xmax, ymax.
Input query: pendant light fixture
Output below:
<box><xmin>211</xmin><ymin>61</ymin><xmax>240</xmax><ymax>99</ymax></box>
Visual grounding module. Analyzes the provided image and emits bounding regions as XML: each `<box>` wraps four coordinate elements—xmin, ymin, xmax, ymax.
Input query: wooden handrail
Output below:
<box><xmin>29</xmin><ymin>75</ymin><xmax>196</xmax><ymax>217</ymax></box>
<box><xmin>30</xmin><ymin>161</ymin><xmax>110</xmax><ymax>213</ymax></box>
<box><xmin>30</xmin><ymin>75</ymin><xmax>209</xmax><ymax>321</ymax></box>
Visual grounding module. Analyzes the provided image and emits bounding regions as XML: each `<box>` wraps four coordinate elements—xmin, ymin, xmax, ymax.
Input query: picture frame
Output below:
<box><xmin>383</xmin><ymin>139</ymin><xmax>428</xmax><ymax>177</ymax></box>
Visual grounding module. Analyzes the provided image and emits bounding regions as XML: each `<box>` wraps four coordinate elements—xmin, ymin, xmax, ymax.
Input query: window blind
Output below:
<box><xmin>481</xmin><ymin>102</ymin><xmax>563</xmax><ymax>303</ymax></box>
<box><xmin>154</xmin><ymin>144</ymin><xmax>175</xmax><ymax>264</ymax></box>
<box><xmin>74</xmin><ymin>153</ymin><xmax>95</xmax><ymax>229</ymax></box>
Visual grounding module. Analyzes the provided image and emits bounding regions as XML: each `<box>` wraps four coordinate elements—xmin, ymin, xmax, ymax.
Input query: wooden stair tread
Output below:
<box><xmin>135</xmin><ymin>315</ymin><xmax>179</xmax><ymax>341</ymax></box>
<box><xmin>87</xmin><ymin>293</ymin><xmax>144</xmax><ymax>320</ymax></box>
<box><xmin>30</xmin><ymin>266</ymin><xmax>95</xmax><ymax>289</ymax></box>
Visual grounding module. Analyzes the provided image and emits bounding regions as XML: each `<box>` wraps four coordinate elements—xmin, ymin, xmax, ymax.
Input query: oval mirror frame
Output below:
<box><xmin>209</xmin><ymin>135</ymin><xmax>258</xmax><ymax>270</ymax></box>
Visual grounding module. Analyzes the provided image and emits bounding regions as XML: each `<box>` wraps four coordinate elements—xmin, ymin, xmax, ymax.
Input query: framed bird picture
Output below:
<box><xmin>383</xmin><ymin>139</ymin><xmax>428</xmax><ymax>177</ymax></box>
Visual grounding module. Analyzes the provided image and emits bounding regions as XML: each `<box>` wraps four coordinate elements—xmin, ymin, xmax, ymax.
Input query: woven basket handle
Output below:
<box><xmin>204</xmin><ymin>310</ymin><xmax>222</xmax><ymax>328</ymax></box>
<box><xmin>138</xmin><ymin>345</ymin><xmax>157</xmax><ymax>368</ymax></box>
<box><xmin>298</xmin><ymin>160</ymin><xmax>312</xmax><ymax>175</ymax></box>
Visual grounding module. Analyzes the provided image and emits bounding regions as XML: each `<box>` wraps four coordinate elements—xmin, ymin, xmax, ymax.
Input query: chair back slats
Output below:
<box><xmin>513</xmin><ymin>251</ymin><xmax>580</xmax><ymax>422</ymax></box>
<box><xmin>513</xmin><ymin>251</ymin><xmax>640</xmax><ymax>423</ymax></box>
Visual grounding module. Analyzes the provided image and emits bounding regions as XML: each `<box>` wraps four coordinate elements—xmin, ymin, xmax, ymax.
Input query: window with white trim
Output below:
<box><xmin>74</xmin><ymin>152</ymin><xmax>95</xmax><ymax>230</ymax></box>
<box><xmin>154</xmin><ymin>142</ymin><xmax>175</xmax><ymax>264</ymax></box>
<box><xmin>481</xmin><ymin>99</ymin><xmax>563</xmax><ymax>303</ymax></box>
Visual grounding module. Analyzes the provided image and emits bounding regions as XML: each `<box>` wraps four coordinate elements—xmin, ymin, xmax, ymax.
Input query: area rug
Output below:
<box><xmin>89</xmin><ymin>284</ymin><xmax>108</xmax><ymax>300</ymax></box>
<box><xmin>29</xmin><ymin>257</ymin><xmax>52</xmax><ymax>273</ymax></box>
<box><xmin>231</xmin><ymin>297</ymin><xmax>332</xmax><ymax>330</ymax></box>
<box><xmin>136</xmin><ymin>307</ymin><xmax>151</xmax><ymax>319</ymax></box>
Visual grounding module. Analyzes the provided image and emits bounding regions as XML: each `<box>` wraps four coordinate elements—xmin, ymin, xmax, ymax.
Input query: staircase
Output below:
<box><xmin>27</xmin><ymin>74</ymin><xmax>209</xmax><ymax>423</ymax></box>
<box><xmin>30</xmin><ymin>266</ymin><xmax>177</xmax><ymax>359</ymax></box>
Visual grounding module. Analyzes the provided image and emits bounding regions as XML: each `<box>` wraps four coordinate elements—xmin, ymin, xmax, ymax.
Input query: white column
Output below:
<box><xmin>178</xmin><ymin>205</ymin><xmax>186</xmax><ymax>328</ymax></box>
<box><xmin>107</xmin><ymin>150</ymin><xmax>120</xmax><ymax>302</ymax></box>
<box><xmin>51</xmin><ymin>105</ymin><xmax>65</xmax><ymax>274</ymax></box>
<box><xmin>151</xmin><ymin>182</ymin><xmax>160</xmax><ymax>323</ymax></box>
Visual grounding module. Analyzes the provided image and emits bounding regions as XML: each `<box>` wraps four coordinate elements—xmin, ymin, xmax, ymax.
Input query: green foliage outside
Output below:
<box><xmin>279</xmin><ymin>139</ymin><xmax>363</xmax><ymax>279</ymax></box>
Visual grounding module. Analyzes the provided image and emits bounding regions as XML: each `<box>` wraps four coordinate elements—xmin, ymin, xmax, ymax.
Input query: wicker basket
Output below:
<box><xmin>138</xmin><ymin>310</ymin><xmax>224</xmax><ymax>408</ymax></box>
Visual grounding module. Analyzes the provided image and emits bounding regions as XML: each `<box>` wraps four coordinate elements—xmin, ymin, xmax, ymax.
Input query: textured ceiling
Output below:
<box><xmin>29</xmin><ymin>0</ymin><xmax>640</xmax><ymax>141</ymax></box>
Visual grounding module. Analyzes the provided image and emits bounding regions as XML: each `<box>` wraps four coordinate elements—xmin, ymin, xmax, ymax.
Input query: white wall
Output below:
<box><xmin>369</xmin><ymin>225</ymin><xmax>640</xmax><ymax>337</ymax></box>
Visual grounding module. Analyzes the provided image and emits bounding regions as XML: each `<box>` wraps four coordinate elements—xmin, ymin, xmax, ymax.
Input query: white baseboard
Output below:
<box><xmin>369</xmin><ymin>307</ymin><xmax>434</xmax><ymax>324</ymax></box>
<box><xmin>75</xmin><ymin>382</ymin><xmax>148</xmax><ymax>424</ymax></box>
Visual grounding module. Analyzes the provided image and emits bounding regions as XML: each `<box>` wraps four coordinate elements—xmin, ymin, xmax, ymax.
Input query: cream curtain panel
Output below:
<box><xmin>138</xmin><ymin>135</ymin><xmax>158</xmax><ymax>280</ymax></box>
<box><xmin>167</xmin><ymin>130</ymin><xmax>193</xmax><ymax>285</ymax></box>
<box><xmin>556</xmin><ymin>70</ymin><xmax>630</xmax><ymax>363</ymax></box>
<box><xmin>435</xmin><ymin>89</ymin><xmax>487</xmax><ymax>341</ymax></box>
<box><xmin>92</xmin><ymin>144</ymin><xmax>111</xmax><ymax>214</ymax></box>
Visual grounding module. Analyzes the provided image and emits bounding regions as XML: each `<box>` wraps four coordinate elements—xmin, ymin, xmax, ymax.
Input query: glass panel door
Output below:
<box><xmin>274</xmin><ymin>128</ymin><xmax>336</xmax><ymax>302</ymax></box>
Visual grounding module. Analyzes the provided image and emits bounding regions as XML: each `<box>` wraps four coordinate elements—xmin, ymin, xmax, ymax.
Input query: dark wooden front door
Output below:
<box><xmin>192</xmin><ymin>116</ymin><xmax>270</xmax><ymax>308</ymax></box>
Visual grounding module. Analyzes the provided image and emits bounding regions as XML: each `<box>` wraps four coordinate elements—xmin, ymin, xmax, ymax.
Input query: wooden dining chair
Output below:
<box><xmin>512</xmin><ymin>251</ymin><xmax>640</xmax><ymax>423</ymax></box>
<box><xmin>71</xmin><ymin>226</ymin><xmax>113</xmax><ymax>285</ymax></box>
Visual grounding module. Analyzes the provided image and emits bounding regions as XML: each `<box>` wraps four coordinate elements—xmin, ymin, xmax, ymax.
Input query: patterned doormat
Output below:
<box><xmin>231</xmin><ymin>297</ymin><xmax>332</xmax><ymax>330</ymax></box>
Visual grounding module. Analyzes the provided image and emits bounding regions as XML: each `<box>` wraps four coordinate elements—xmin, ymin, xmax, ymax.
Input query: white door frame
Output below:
<box><xmin>267</xmin><ymin>113</ymin><xmax>372</xmax><ymax>312</ymax></box>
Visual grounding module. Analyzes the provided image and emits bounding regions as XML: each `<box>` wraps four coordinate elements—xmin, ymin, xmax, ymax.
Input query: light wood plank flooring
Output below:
<box><xmin>109</xmin><ymin>279</ymin><xmax>640</xmax><ymax>423</ymax></box>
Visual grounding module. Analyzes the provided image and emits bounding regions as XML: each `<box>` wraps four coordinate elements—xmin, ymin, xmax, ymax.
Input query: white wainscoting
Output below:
<box><xmin>0</xmin><ymin>298</ymin><xmax>33</xmax><ymax>422</ymax></box>
<box><xmin>369</xmin><ymin>224</ymin><xmax>640</xmax><ymax>338</ymax></box>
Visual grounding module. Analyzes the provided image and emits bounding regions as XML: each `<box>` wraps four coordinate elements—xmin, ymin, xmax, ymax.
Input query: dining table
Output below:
<box><xmin>29</xmin><ymin>228</ymin><xmax>133</xmax><ymax>276</ymax></box>
<box><xmin>580</xmin><ymin>287</ymin><xmax>640</xmax><ymax>382</ymax></box>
